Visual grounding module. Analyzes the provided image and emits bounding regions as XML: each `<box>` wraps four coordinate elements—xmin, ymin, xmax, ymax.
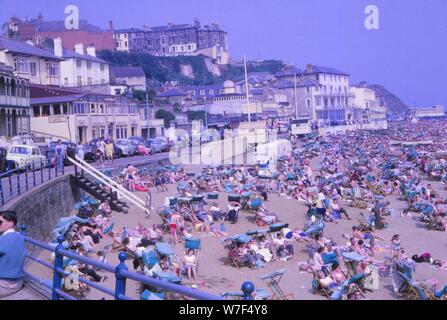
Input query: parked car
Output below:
<box><xmin>0</xmin><ymin>147</ymin><xmax>16</xmax><ymax>173</ymax></box>
<box><xmin>145</xmin><ymin>139</ymin><xmax>163</xmax><ymax>153</ymax></box>
<box><xmin>153</xmin><ymin>137</ymin><xmax>171</xmax><ymax>152</ymax></box>
<box><xmin>129</xmin><ymin>136</ymin><xmax>152</xmax><ymax>155</ymax></box>
<box><xmin>84</xmin><ymin>139</ymin><xmax>122</xmax><ymax>162</ymax></box>
<box><xmin>115</xmin><ymin>139</ymin><xmax>137</xmax><ymax>157</ymax></box>
<box><xmin>7</xmin><ymin>145</ymin><xmax>47</xmax><ymax>170</ymax></box>
<box><xmin>46</xmin><ymin>141</ymin><xmax>77</xmax><ymax>166</ymax></box>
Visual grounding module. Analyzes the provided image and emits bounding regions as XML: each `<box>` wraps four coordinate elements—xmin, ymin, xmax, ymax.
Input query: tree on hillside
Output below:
<box><xmin>186</xmin><ymin>110</ymin><xmax>206</xmax><ymax>122</ymax></box>
<box><xmin>132</xmin><ymin>89</ymin><xmax>156</xmax><ymax>103</ymax></box>
<box><xmin>155</xmin><ymin>109</ymin><xmax>175</xmax><ymax>128</ymax></box>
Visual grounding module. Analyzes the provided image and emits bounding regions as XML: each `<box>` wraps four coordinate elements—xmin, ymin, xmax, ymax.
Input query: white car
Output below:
<box><xmin>7</xmin><ymin>145</ymin><xmax>47</xmax><ymax>170</ymax></box>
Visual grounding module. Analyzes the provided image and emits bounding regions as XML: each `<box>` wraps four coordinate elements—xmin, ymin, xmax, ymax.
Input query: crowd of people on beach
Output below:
<box><xmin>1</xmin><ymin>119</ymin><xmax>447</xmax><ymax>300</ymax></box>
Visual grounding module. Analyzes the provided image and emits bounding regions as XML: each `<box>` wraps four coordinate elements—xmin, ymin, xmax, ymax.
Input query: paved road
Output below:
<box><xmin>0</xmin><ymin>152</ymin><xmax>171</xmax><ymax>208</ymax></box>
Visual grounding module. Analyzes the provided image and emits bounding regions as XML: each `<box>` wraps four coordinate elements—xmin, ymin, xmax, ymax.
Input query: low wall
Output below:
<box><xmin>3</xmin><ymin>176</ymin><xmax>84</xmax><ymax>246</ymax></box>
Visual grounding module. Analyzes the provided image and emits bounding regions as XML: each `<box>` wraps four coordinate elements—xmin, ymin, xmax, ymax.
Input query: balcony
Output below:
<box><xmin>0</xmin><ymin>94</ymin><xmax>30</xmax><ymax>108</ymax></box>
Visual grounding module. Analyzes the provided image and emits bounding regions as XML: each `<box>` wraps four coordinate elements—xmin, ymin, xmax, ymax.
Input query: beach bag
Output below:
<box><xmin>364</xmin><ymin>265</ymin><xmax>379</xmax><ymax>290</ymax></box>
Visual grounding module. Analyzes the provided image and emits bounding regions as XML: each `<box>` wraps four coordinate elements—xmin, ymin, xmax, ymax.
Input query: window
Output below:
<box><xmin>30</xmin><ymin>62</ymin><xmax>37</xmax><ymax>76</ymax></box>
<box><xmin>316</xmin><ymin>97</ymin><xmax>321</xmax><ymax>106</ymax></box>
<box><xmin>101</xmin><ymin>79</ymin><xmax>106</xmax><ymax>84</ymax></box>
<box><xmin>100</xmin><ymin>64</ymin><xmax>105</xmax><ymax>71</ymax></box>
<box><xmin>87</xmin><ymin>77</ymin><xmax>92</xmax><ymax>85</ymax></box>
<box><xmin>306</xmin><ymin>86</ymin><xmax>310</xmax><ymax>94</ymax></box>
<box><xmin>209</xmin><ymin>89</ymin><xmax>214</xmax><ymax>95</ymax></box>
<box><xmin>76</xmin><ymin>60</ymin><xmax>82</xmax><ymax>68</ymax></box>
<box><xmin>64</xmin><ymin>78</ymin><xmax>68</xmax><ymax>86</ymax></box>
<box><xmin>315</xmin><ymin>74</ymin><xmax>319</xmax><ymax>81</ymax></box>
<box><xmin>46</xmin><ymin>62</ymin><xmax>57</xmax><ymax>77</ymax></box>
<box><xmin>187</xmin><ymin>45</ymin><xmax>191</xmax><ymax>50</ymax></box>
<box><xmin>87</xmin><ymin>61</ymin><xmax>92</xmax><ymax>69</ymax></box>
<box><xmin>181</xmin><ymin>46</ymin><xmax>184</xmax><ymax>51</ymax></box>
<box><xmin>306</xmin><ymin>99</ymin><xmax>311</xmax><ymax>108</ymax></box>
<box><xmin>14</xmin><ymin>57</ymin><xmax>28</xmax><ymax>73</ymax></box>
<box><xmin>200</xmin><ymin>90</ymin><xmax>205</xmax><ymax>95</ymax></box>
<box><xmin>90</xmin><ymin>104</ymin><xmax>95</xmax><ymax>114</ymax></box>
<box><xmin>77</xmin><ymin>76</ymin><xmax>83</xmax><ymax>86</ymax></box>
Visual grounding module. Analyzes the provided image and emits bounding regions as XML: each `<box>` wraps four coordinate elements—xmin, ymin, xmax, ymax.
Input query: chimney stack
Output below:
<box><xmin>109</xmin><ymin>20</ymin><xmax>113</xmax><ymax>32</ymax></box>
<box><xmin>53</xmin><ymin>37</ymin><xmax>63</xmax><ymax>57</ymax></box>
<box><xmin>194</xmin><ymin>18</ymin><xmax>200</xmax><ymax>28</ymax></box>
<box><xmin>86</xmin><ymin>45</ymin><xmax>96</xmax><ymax>57</ymax></box>
<box><xmin>74</xmin><ymin>43</ymin><xmax>84</xmax><ymax>55</ymax></box>
<box><xmin>306</xmin><ymin>64</ymin><xmax>313</xmax><ymax>73</ymax></box>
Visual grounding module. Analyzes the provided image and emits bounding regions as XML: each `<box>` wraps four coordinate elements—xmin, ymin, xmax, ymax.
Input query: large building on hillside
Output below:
<box><xmin>0</xmin><ymin>38</ymin><xmax>63</xmax><ymax>86</ymax></box>
<box><xmin>52</xmin><ymin>38</ymin><xmax>110</xmax><ymax>88</ymax></box>
<box><xmin>113</xmin><ymin>19</ymin><xmax>229</xmax><ymax>64</ymax></box>
<box><xmin>275</xmin><ymin>64</ymin><xmax>352</xmax><ymax>124</ymax></box>
<box><xmin>349</xmin><ymin>84</ymin><xmax>387</xmax><ymax>128</ymax></box>
<box><xmin>1</xmin><ymin>14</ymin><xmax>115</xmax><ymax>51</ymax></box>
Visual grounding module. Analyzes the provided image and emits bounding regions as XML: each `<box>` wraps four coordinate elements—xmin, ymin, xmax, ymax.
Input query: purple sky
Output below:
<box><xmin>1</xmin><ymin>0</ymin><xmax>446</xmax><ymax>108</ymax></box>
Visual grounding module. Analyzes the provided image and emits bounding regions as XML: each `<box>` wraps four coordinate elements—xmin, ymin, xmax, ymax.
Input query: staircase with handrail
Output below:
<box><xmin>68</xmin><ymin>157</ymin><xmax>149</xmax><ymax>215</ymax></box>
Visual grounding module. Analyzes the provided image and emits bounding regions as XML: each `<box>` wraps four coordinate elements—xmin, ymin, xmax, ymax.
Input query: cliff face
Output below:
<box><xmin>367</xmin><ymin>84</ymin><xmax>408</xmax><ymax>114</ymax></box>
<box><xmin>98</xmin><ymin>50</ymin><xmax>285</xmax><ymax>86</ymax></box>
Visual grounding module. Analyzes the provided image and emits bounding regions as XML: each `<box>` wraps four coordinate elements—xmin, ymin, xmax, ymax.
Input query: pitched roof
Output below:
<box><xmin>275</xmin><ymin>67</ymin><xmax>303</xmax><ymax>78</ymax></box>
<box><xmin>113</xmin><ymin>28</ymin><xmax>144</xmax><ymax>34</ymax></box>
<box><xmin>0</xmin><ymin>38</ymin><xmax>62</xmax><ymax>60</ymax></box>
<box><xmin>62</xmin><ymin>49</ymin><xmax>107</xmax><ymax>64</ymax></box>
<box><xmin>277</xmin><ymin>78</ymin><xmax>318</xmax><ymax>89</ymax></box>
<box><xmin>305</xmin><ymin>65</ymin><xmax>349</xmax><ymax>76</ymax></box>
<box><xmin>36</xmin><ymin>20</ymin><xmax>104</xmax><ymax>33</ymax></box>
<box><xmin>111</xmin><ymin>67</ymin><xmax>145</xmax><ymax>78</ymax></box>
<box><xmin>151</xmin><ymin>24</ymin><xmax>194</xmax><ymax>32</ymax></box>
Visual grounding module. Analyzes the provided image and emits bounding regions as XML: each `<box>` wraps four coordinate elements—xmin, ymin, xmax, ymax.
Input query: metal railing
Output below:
<box><xmin>0</xmin><ymin>158</ymin><xmax>65</xmax><ymax>207</ymax></box>
<box><xmin>21</xmin><ymin>227</ymin><xmax>255</xmax><ymax>300</ymax></box>
<box><xmin>69</xmin><ymin>156</ymin><xmax>149</xmax><ymax>214</ymax></box>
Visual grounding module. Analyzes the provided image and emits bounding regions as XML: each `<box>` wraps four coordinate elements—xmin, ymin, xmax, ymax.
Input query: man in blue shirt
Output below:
<box><xmin>0</xmin><ymin>211</ymin><xmax>25</xmax><ymax>298</ymax></box>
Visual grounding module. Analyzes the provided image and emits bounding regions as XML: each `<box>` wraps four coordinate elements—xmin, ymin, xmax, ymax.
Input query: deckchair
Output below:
<box><xmin>260</xmin><ymin>269</ymin><xmax>294</xmax><ymax>300</ymax></box>
<box><xmin>221</xmin><ymin>288</ymin><xmax>271</xmax><ymax>300</ymax></box>
<box><xmin>342</xmin><ymin>252</ymin><xmax>366</xmax><ymax>277</ymax></box>
<box><xmin>396</xmin><ymin>262</ymin><xmax>430</xmax><ymax>300</ymax></box>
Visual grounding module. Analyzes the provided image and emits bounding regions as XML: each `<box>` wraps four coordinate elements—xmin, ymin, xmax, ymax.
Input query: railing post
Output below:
<box><xmin>32</xmin><ymin>162</ymin><xmax>36</xmax><ymax>187</ymax></box>
<box><xmin>16</xmin><ymin>170</ymin><xmax>21</xmax><ymax>196</ymax></box>
<box><xmin>74</xmin><ymin>161</ymin><xmax>78</xmax><ymax>178</ymax></box>
<box><xmin>62</xmin><ymin>158</ymin><xmax>65</xmax><ymax>175</ymax></box>
<box><xmin>20</xmin><ymin>224</ymin><xmax>26</xmax><ymax>236</ymax></box>
<box><xmin>0</xmin><ymin>178</ymin><xmax>4</xmax><ymax>206</ymax></box>
<box><xmin>25</xmin><ymin>165</ymin><xmax>29</xmax><ymax>191</ymax></box>
<box><xmin>55</xmin><ymin>159</ymin><xmax>58</xmax><ymax>177</ymax></box>
<box><xmin>48</xmin><ymin>159</ymin><xmax>52</xmax><ymax>180</ymax></box>
<box><xmin>114</xmin><ymin>252</ymin><xmax>128</xmax><ymax>300</ymax></box>
<box><xmin>52</xmin><ymin>236</ymin><xmax>64</xmax><ymax>300</ymax></box>
<box><xmin>40</xmin><ymin>160</ymin><xmax>44</xmax><ymax>183</ymax></box>
<box><xmin>8</xmin><ymin>174</ymin><xmax>12</xmax><ymax>196</ymax></box>
<box><xmin>241</xmin><ymin>281</ymin><xmax>255</xmax><ymax>300</ymax></box>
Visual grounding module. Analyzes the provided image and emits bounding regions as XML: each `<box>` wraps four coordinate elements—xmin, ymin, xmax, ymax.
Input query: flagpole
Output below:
<box><xmin>243</xmin><ymin>54</ymin><xmax>251</xmax><ymax>122</ymax></box>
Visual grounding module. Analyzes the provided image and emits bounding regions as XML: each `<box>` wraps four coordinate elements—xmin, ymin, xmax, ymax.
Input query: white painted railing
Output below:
<box><xmin>68</xmin><ymin>157</ymin><xmax>149</xmax><ymax>215</ymax></box>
